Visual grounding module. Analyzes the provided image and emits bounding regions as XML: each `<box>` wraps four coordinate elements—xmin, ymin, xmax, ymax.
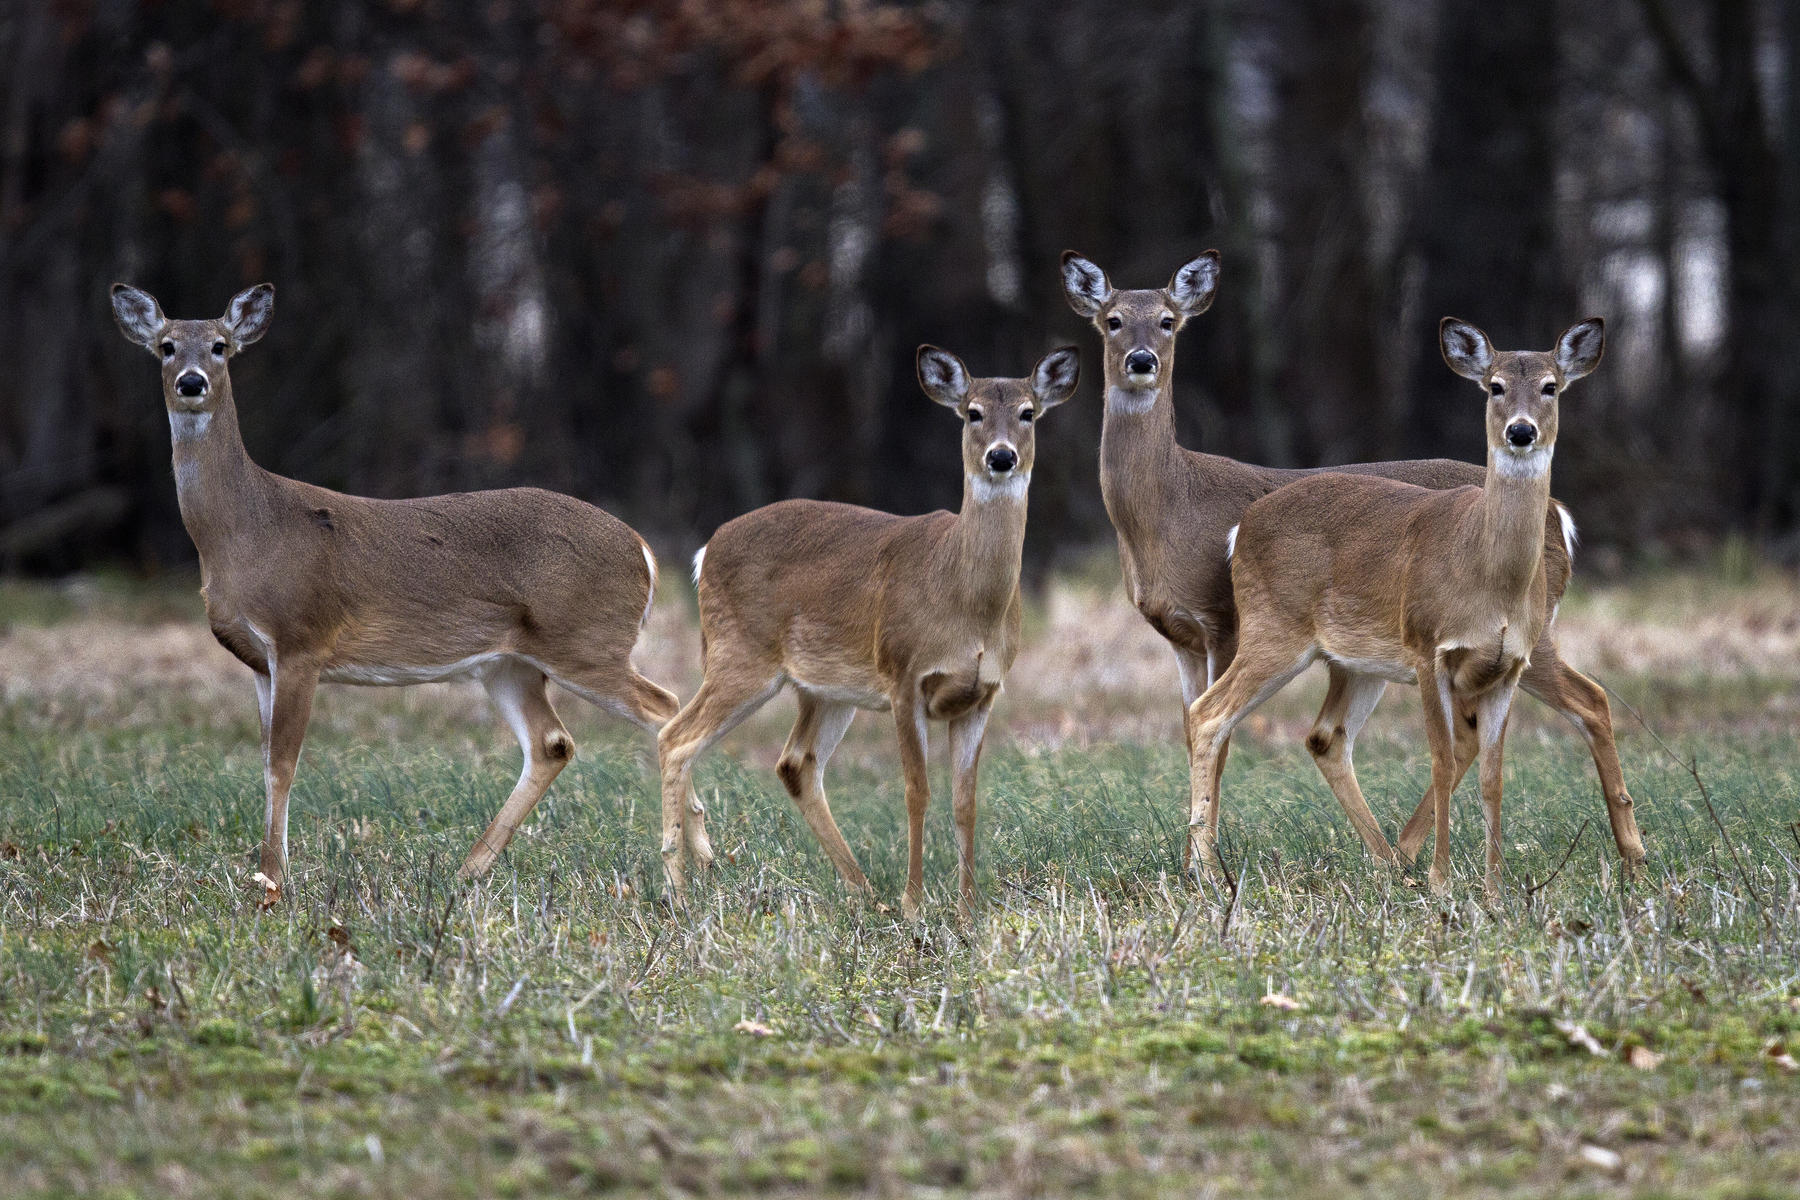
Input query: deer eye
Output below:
<box><xmin>160</xmin><ymin>342</ymin><xmax>175</xmax><ymax>359</ymax></box>
<box><xmin>966</xmin><ymin>408</ymin><xmax>983</xmax><ymax>424</ymax></box>
<box><xmin>1541</xmin><ymin>380</ymin><xmax>1556</xmax><ymax>396</ymax></box>
<box><xmin>1160</xmin><ymin>316</ymin><xmax>1174</xmax><ymax>331</ymax></box>
<box><xmin>1106</xmin><ymin>316</ymin><xmax>1122</xmax><ymax>332</ymax></box>
<box><xmin>212</xmin><ymin>341</ymin><xmax>227</xmax><ymax>357</ymax></box>
<box><xmin>1488</xmin><ymin>381</ymin><xmax>1505</xmax><ymax>397</ymax></box>
<box><xmin>1018</xmin><ymin>408</ymin><xmax>1034</xmax><ymax>424</ymax></box>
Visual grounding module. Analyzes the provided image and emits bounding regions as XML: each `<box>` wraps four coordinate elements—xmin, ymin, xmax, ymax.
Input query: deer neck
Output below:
<box><xmin>167</xmin><ymin>379</ymin><xmax>266</xmax><ymax>556</ymax></box>
<box><xmin>949</xmin><ymin>472</ymin><xmax>1030</xmax><ymax>615</ymax></box>
<box><xmin>1098</xmin><ymin>370</ymin><xmax>1177</xmax><ymax>542</ymax></box>
<box><xmin>1473</xmin><ymin>447</ymin><xmax>1552</xmax><ymax>594</ymax></box>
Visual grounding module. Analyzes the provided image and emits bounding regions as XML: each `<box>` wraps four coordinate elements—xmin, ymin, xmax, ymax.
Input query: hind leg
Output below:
<box><xmin>1186</xmin><ymin>630</ymin><xmax>1314</xmax><ymax>876</ymax></box>
<box><xmin>656</xmin><ymin>661</ymin><xmax>784</xmax><ymax>891</ymax></box>
<box><xmin>775</xmin><ymin>692</ymin><xmax>870</xmax><ymax>896</ymax></box>
<box><xmin>461</xmin><ymin>658</ymin><xmax>576</xmax><ymax>879</ymax></box>
<box><xmin>1305</xmin><ymin>666</ymin><xmax>1398</xmax><ymax>863</ymax></box>
<box><xmin>1521</xmin><ymin>650</ymin><xmax>1645</xmax><ymax>866</ymax></box>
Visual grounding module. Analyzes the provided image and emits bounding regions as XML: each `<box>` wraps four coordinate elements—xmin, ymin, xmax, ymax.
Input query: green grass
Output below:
<box><xmin>2</xmin><ymin>691</ymin><xmax>1797</xmax><ymax>1198</ymax></box>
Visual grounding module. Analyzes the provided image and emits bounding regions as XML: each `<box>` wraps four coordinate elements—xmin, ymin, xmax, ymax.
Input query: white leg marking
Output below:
<box><xmin>1173</xmin><ymin>647</ymin><xmax>1206</xmax><ymax>708</ymax></box>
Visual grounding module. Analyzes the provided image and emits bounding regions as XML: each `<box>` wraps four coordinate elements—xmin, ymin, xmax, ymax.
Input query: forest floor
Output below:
<box><xmin>1</xmin><ymin>559</ymin><xmax>1797</xmax><ymax>1198</ymax></box>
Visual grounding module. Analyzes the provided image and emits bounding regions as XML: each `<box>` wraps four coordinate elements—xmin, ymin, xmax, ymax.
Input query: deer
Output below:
<box><xmin>111</xmin><ymin>282</ymin><xmax>686</xmax><ymax>906</ymax></box>
<box><xmin>1061</xmin><ymin>252</ymin><xmax>1645</xmax><ymax>873</ymax></box>
<box><xmin>655</xmin><ymin>344</ymin><xmax>1080</xmax><ymax>920</ymax></box>
<box><xmin>1186</xmin><ymin>317</ymin><xmax>1605</xmax><ymax>901</ymax></box>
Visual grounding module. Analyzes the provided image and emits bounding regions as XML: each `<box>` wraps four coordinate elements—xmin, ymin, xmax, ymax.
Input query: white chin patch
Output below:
<box><xmin>168</xmin><ymin>410</ymin><xmax>212</xmax><ymax>440</ymax></box>
<box><xmin>1106</xmin><ymin>385</ymin><xmax>1158</xmax><ymax>415</ymax></box>
<box><xmin>1494</xmin><ymin>446</ymin><xmax>1551</xmax><ymax>479</ymax></box>
<box><xmin>971</xmin><ymin>470</ymin><xmax>1030</xmax><ymax>503</ymax></box>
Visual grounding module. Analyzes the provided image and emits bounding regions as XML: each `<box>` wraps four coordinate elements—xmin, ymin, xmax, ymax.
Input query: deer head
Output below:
<box><xmin>917</xmin><ymin>344</ymin><xmax>1079</xmax><ymax>501</ymax></box>
<box><xmin>1060</xmin><ymin>250</ymin><xmax>1219</xmax><ymax>397</ymax></box>
<box><xmin>1440</xmin><ymin>316</ymin><xmax>1604</xmax><ymax>480</ymax></box>
<box><xmin>112</xmin><ymin>283</ymin><xmax>275</xmax><ymax>429</ymax></box>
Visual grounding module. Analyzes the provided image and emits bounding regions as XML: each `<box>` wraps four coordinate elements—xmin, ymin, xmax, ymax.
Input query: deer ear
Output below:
<box><xmin>111</xmin><ymin>284</ymin><xmax>166</xmax><ymax>351</ymax></box>
<box><xmin>1439</xmin><ymin>317</ymin><xmax>1495</xmax><ymax>381</ymax></box>
<box><xmin>1167</xmin><ymin>251</ymin><xmax>1220</xmax><ymax>316</ymax></box>
<box><xmin>1030</xmin><ymin>346</ymin><xmax>1080</xmax><ymax>412</ymax></box>
<box><xmin>224</xmin><ymin>283</ymin><xmax>275</xmax><ymax>349</ymax></box>
<box><xmin>1061</xmin><ymin>251</ymin><xmax>1112</xmax><ymax>319</ymax></box>
<box><xmin>1555</xmin><ymin>317</ymin><xmax>1605</xmax><ymax>382</ymax></box>
<box><xmin>917</xmin><ymin>344</ymin><xmax>971</xmax><ymax>410</ymax></box>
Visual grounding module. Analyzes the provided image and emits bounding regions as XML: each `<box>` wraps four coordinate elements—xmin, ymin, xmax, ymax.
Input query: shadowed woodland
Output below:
<box><xmin>3</xmin><ymin>0</ymin><xmax>1798</xmax><ymax>573</ymax></box>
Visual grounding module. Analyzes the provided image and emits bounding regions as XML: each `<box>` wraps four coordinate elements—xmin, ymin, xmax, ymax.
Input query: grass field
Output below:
<box><xmin>2</xmin><ymin>565</ymin><xmax>1798</xmax><ymax>1197</ymax></box>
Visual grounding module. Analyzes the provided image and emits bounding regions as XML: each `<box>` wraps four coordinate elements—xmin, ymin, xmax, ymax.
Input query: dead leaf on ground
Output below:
<box><xmin>1765</xmin><ymin>1040</ymin><xmax>1799</xmax><ymax>1073</ymax></box>
<box><xmin>1624</xmin><ymin>1045</ymin><xmax>1662</xmax><ymax>1070</ymax></box>
<box><xmin>1260</xmin><ymin>992</ymin><xmax>1302</xmax><ymax>1011</ymax></box>
<box><xmin>85</xmin><ymin>939</ymin><xmax>114</xmax><ymax>963</ymax></box>
<box><xmin>733</xmin><ymin>1018</ymin><xmax>775</xmax><ymax>1037</ymax></box>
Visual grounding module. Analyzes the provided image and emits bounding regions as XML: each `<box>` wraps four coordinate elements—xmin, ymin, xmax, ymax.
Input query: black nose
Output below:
<box><xmin>176</xmin><ymin>372</ymin><xmax>207</xmax><ymax>397</ymax></box>
<box><xmin>1125</xmin><ymin>350</ymin><xmax>1157</xmax><ymax>375</ymax></box>
<box><xmin>986</xmin><ymin>446</ymin><xmax>1017</xmax><ymax>473</ymax></box>
<box><xmin>1506</xmin><ymin>421</ymin><xmax>1537</xmax><ymax>447</ymax></box>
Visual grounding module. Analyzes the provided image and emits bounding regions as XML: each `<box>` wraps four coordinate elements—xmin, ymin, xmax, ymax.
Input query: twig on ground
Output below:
<box><xmin>1526</xmin><ymin>818</ymin><xmax>1591</xmax><ymax>909</ymax></box>
<box><xmin>1598</xmin><ymin>677</ymin><xmax>1770</xmax><ymax>926</ymax></box>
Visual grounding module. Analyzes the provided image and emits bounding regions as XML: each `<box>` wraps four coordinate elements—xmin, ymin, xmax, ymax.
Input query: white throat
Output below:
<box><xmin>168</xmin><ymin>409</ymin><xmax>213</xmax><ymax>442</ymax></box>
<box><xmin>970</xmin><ymin>470</ymin><xmax>1030</xmax><ymax>504</ymax></box>
<box><xmin>1106</xmin><ymin>384</ymin><xmax>1159</xmax><ymax>416</ymax></box>
<box><xmin>1493</xmin><ymin>445</ymin><xmax>1552</xmax><ymax>480</ymax></box>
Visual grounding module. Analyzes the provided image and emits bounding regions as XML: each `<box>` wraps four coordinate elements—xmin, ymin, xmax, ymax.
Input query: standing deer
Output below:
<box><xmin>1061</xmin><ymin>252</ymin><xmax>1645</xmax><ymax>871</ymax></box>
<box><xmin>1187</xmin><ymin>317</ymin><xmax>1605</xmax><ymax>900</ymax></box>
<box><xmin>112</xmin><ymin>282</ymin><xmax>684</xmax><ymax>905</ymax></box>
<box><xmin>656</xmin><ymin>344</ymin><xmax>1080</xmax><ymax>919</ymax></box>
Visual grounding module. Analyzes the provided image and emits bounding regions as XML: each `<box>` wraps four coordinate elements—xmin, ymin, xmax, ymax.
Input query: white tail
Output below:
<box><xmin>112</xmin><ymin>283</ymin><xmax>681</xmax><ymax>904</ymax></box>
<box><xmin>1061</xmin><ymin>253</ymin><xmax>1643</xmax><ymax>870</ymax></box>
<box><xmin>655</xmin><ymin>344</ymin><xmax>1079</xmax><ymax>919</ymax></box>
<box><xmin>1185</xmin><ymin>317</ymin><xmax>1607</xmax><ymax>900</ymax></box>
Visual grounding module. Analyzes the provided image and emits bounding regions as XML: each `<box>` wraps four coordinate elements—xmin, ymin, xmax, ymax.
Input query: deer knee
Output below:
<box><xmin>1306</xmin><ymin>725</ymin><xmax>1341</xmax><ymax>758</ymax></box>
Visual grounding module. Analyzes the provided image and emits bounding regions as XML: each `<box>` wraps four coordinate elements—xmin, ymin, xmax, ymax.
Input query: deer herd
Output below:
<box><xmin>111</xmin><ymin>251</ymin><xmax>1647</xmax><ymax>918</ymax></box>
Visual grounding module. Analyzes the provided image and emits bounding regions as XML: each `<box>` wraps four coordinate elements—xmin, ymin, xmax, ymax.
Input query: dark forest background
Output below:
<box><xmin>3</xmin><ymin>0</ymin><xmax>1799</xmax><ymax>575</ymax></box>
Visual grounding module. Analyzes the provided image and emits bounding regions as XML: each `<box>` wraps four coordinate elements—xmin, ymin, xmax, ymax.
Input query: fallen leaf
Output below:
<box><xmin>0</xmin><ymin>841</ymin><xmax>20</xmax><ymax>859</ymax></box>
<box><xmin>1765</xmin><ymin>1040</ymin><xmax>1799</xmax><ymax>1073</ymax></box>
<box><xmin>1624</xmin><ymin>1045</ymin><xmax>1661</xmax><ymax>1070</ymax></box>
<box><xmin>1576</xmin><ymin>1144</ymin><xmax>1622</xmax><ymax>1173</ymax></box>
<box><xmin>250</xmin><ymin>872</ymin><xmax>281</xmax><ymax>909</ymax></box>
<box><xmin>327</xmin><ymin>922</ymin><xmax>352</xmax><ymax>949</ymax></box>
<box><xmin>733</xmin><ymin>1018</ymin><xmax>774</xmax><ymax>1037</ymax></box>
<box><xmin>1260</xmin><ymin>992</ymin><xmax>1302</xmax><ymax>1011</ymax></box>
<box><xmin>1554</xmin><ymin>1019</ymin><xmax>1606</xmax><ymax>1056</ymax></box>
<box><xmin>85</xmin><ymin>939</ymin><xmax>114</xmax><ymax>964</ymax></box>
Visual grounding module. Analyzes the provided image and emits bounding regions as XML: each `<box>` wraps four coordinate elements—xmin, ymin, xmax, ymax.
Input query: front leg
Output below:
<box><xmin>892</xmin><ymin>690</ymin><xmax>932</xmax><ymax>921</ymax></box>
<box><xmin>1416</xmin><ymin>662</ymin><xmax>1461</xmax><ymax>895</ymax></box>
<box><xmin>947</xmin><ymin>698</ymin><xmax>995</xmax><ymax>922</ymax></box>
<box><xmin>255</xmin><ymin>655</ymin><xmax>319</xmax><ymax>907</ymax></box>
<box><xmin>1472</xmin><ymin>678</ymin><xmax>1522</xmax><ymax>905</ymax></box>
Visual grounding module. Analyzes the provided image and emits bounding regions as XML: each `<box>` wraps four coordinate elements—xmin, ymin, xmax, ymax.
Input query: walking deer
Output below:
<box><xmin>656</xmin><ymin>344</ymin><xmax>1080</xmax><ymax>919</ymax></box>
<box><xmin>1187</xmin><ymin>317</ymin><xmax>1605</xmax><ymax>900</ymax></box>
<box><xmin>1061</xmin><ymin>252</ymin><xmax>1645</xmax><ymax>870</ymax></box>
<box><xmin>112</xmin><ymin>283</ymin><xmax>682</xmax><ymax>905</ymax></box>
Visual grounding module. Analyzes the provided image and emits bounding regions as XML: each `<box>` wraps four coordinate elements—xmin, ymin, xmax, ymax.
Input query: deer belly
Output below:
<box><xmin>789</xmin><ymin>675</ymin><xmax>892</xmax><ymax>711</ymax></box>
<box><xmin>320</xmin><ymin>651</ymin><xmax>512</xmax><ymax>686</ymax></box>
